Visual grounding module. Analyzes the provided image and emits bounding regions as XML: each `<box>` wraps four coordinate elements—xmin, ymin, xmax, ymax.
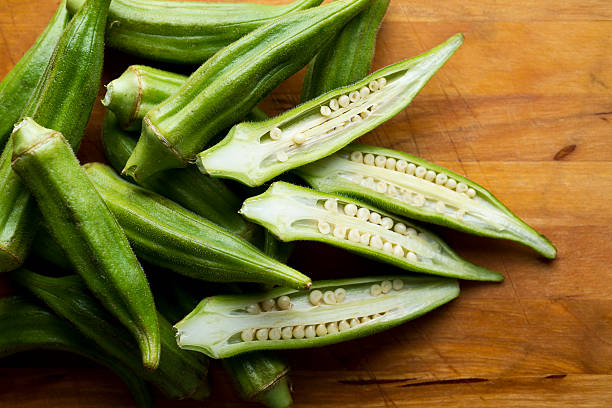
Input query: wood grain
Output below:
<box><xmin>1</xmin><ymin>0</ymin><xmax>611</xmax><ymax>406</ymax></box>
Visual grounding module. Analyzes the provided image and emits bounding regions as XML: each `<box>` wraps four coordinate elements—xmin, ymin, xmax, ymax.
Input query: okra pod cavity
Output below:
<box><xmin>11</xmin><ymin>118</ymin><xmax>160</xmax><ymax>369</ymax></box>
<box><xmin>176</xmin><ymin>275</ymin><xmax>459</xmax><ymax>358</ymax></box>
<box><xmin>240</xmin><ymin>182</ymin><xmax>503</xmax><ymax>281</ymax></box>
<box><xmin>197</xmin><ymin>34</ymin><xmax>463</xmax><ymax>187</ymax></box>
<box><xmin>296</xmin><ymin>144</ymin><xmax>556</xmax><ymax>258</ymax></box>
<box><xmin>84</xmin><ymin>162</ymin><xmax>311</xmax><ymax>290</ymax></box>
<box><xmin>124</xmin><ymin>0</ymin><xmax>373</xmax><ymax>182</ymax></box>
<box><xmin>66</xmin><ymin>0</ymin><xmax>323</xmax><ymax>65</ymax></box>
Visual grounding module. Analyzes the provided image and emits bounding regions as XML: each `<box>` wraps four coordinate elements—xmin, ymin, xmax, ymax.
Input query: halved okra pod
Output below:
<box><xmin>124</xmin><ymin>0</ymin><xmax>373</xmax><ymax>182</ymax></box>
<box><xmin>0</xmin><ymin>296</ymin><xmax>152</xmax><ymax>408</ymax></box>
<box><xmin>175</xmin><ymin>275</ymin><xmax>459</xmax><ymax>358</ymax></box>
<box><xmin>11</xmin><ymin>118</ymin><xmax>160</xmax><ymax>369</ymax></box>
<box><xmin>197</xmin><ymin>34</ymin><xmax>463</xmax><ymax>187</ymax></box>
<box><xmin>240</xmin><ymin>182</ymin><xmax>502</xmax><ymax>281</ymax></box>
<box><xmin>296</xmin><ymin>144</ymin><xmax>556</xmax><ymax>258</ymax></box>
<box><xmin>66</xmin><ymin>0</ymin><xmax>323</xmax><ymax>65</ymax></box>
<box><xmin>84</xmin><ymin>162</ymin><xmax>311</xmax><ymax>289</ymax></box>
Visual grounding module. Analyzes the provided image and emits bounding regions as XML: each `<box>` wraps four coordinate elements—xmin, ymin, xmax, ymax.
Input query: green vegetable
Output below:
<box><xmin>296</xmin><ymin>144</ymin><xmax>556</xmax><ymax>258</ymax></box>
<box><xmin>84</xmin><ymin>162</ymin><xmax>312</xmax><ymax>289</ymax></box>
<box><xmin>0</xmin><ymin>295</ymin><xmax>152</xmax><ymax>408</ymax></box>
<box><xmin>0</xmin><ymin>1</ymin><xmax>70</xmax><ymax>150</ymax></box>
<box><xmin>11</xmin><ymin>118</ymin><xmax>160</xmax><ymax>369</ymax></box>
<box><xmin>197</xmin><ymin>34</ymin><xmax>463</xmax><ymax>187</ymax></box>
<box><xmin>240</xmin><ymin>182</ymin><xmax>503</xmax><ymax>281</ymax></box>
<box><xmin>66</xmin><ymin>0</ymin><xmax>323</xmax><ymax>65</ymax></box>
<box><xmin>124</xmin><ymin>0</ymin><xmax>373</xmax><ymax>182</ymax></box>
<box><xmin>175</xmin><ymin>275</ymin><xmax>459</xmax><ymax>358</ymax></box>
<box><xmin>0</xmin><ymin>0</ymin><xmax>110</xmax><ymax>272</ymax></box>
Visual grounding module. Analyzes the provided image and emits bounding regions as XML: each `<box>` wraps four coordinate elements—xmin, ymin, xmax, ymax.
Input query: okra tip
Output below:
<box><xmin>257</xmin><ymin>376</ymin><xmax>293</xmax><ymax>408</ymax></box>
<box><xmin>11</xmin><ymin>118</ymin><xmax>61</xmax><ymax>161</ymax></box>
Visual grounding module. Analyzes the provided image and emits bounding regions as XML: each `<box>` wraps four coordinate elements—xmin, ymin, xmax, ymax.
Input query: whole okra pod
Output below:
<box><xmin>11</xmin><ymin>118</ymin><xmax>160</xmax><ymax>369</ymax></box>
<box><xmin>0</xmin><ymin>2</ymin><xmax>70</xmax><ymax>149</ymax></box>
<box><xmin>67</xmin><ymin>0</ymin><xmax>323</xmax><ymax>65</ymax></box>
<box><xmin>124</xmin><ymin>0</ymin><xmax>373</xmax><ymax>182</ymax></box>
<box><xmin>0</xmin><ymin>296</ymin><xmax>152</xmax><ymax>408</ymax></box>
<box><xmin>0</xmin><ymin>0</ymin><xmax>110</xmax><ymax>272</ymax></box>
<box><xmin>83</xmin><ymin>162</ymin><xmax>311</xmax><ymax>289</ymax></box>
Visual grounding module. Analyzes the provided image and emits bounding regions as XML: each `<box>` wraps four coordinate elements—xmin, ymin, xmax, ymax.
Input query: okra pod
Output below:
<box><xmin>124</xmin><ymin>0</ymin><xmax>373</xmax><ymax>182</ymax></box>
<box><xmin>197</xmin><ymin>34</ymin><xmax>463</xmax><ymax>187</ymax></box>
<box><xmin>296</xmin><ymin>144</ymin><xmax>557</xmax><ymax>258</ymax></box>
<box><xmin>0</xmin><ymin>296</ymin><xmax>152</xmax><ymax>408</ymax></box>
<box><xmin>11</xmin><ymin>118</ymin><xmax>160</xmax><ymax>369</ymax></box>
<box><xmin>84</xmin><ymin>162</ymin><xmax>312</xmax><ymax>289</ymax></box>
<box><xmin>0</xmin><ymin>2</ymin><xmax>70</xmax><ymax>149</ymax></box>
<box><xmin>176</xmin><ymin>275</ymin><xmax>459</xmax><ymax>358</ymax></box>
<box><xmin>66</xmin><ymin>0</ymin><xmax>323</xmax><ymax>65</ymax></box>
<box><xmin>240</xmin><ymin>182</ymin><xmax>503</xmax><ymax>281</ymax></box>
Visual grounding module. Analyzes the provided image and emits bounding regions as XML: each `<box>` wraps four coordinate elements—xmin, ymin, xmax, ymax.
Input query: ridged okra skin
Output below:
<box><xmin>176</xmin><ymin>275</ymin><xmax>459</xmax><ymax>358</ymax></box>
<box><xmin>301</xmin><ymin>0</ymin><xmax>389</xmax><ymax>102</ymax></box>
<box><xmin>67</xmin><ymin>0</ymin><xmax>323</xmax><ymax>65</ymax></box>
<box><xmin>241</xmin><ymin>182</ymin><xmax>503</xmax><ymax>281</ymax></box>
<box><xmin>11</xmin><ymin>118</ymin><xmax>160</xmax><ymax>369</ymax></box>
<box><xmin>84</xmin><ymin>162</ymin><xmax>312</xmax><ymax>290</ymax></box>
<box><xmin>0</xmin><ymin>2</ymin><xmax>70</xmax><ymax>150</ymax></box>
<box><xmin>124</xmin><ymin>0</ymin><xmax>373</xmax><ymax>182</ymax></box>
<box><xmin>0</xmin><ymin>296</ymin><xmax>152</xmax><ymax>408</ymax></box>
<box><xmin>13</xmin><ymin>270</ymin><xmax>211</xmax><ymax>401</ymax></box>
<box><xmin>297</xmin><ymin>144</ymin><xmax>557</xmax><ymax>259</ymax></box>
<box><xmin>0</xmin><ymin>0</ymin><xmax>110</xmax><ymax>272</ymax></box>
<box><xmin>198</xmin><ymin>34</ymin><xmax>463</xmax><ymax>187</ymax></box>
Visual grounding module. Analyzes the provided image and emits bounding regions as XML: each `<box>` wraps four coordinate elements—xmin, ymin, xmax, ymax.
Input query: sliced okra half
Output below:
<box><xmin>296</xmin><ymin>144</ymin><xmax>556</xmax><ymax>259</ymax></box>
<box><xmin>240</xmin><ymin>182</ymin><xmax>503</xmax><ymax>282</ymax></box>
<box><xmin>197</xmin><ymin>34</ymin><xmax>463</xmax><ymax>187</ymax></box>
<box><xmin>175</xmin><ymin>275</ymin><xmax>459</xmax><ymax>359</ymax></box>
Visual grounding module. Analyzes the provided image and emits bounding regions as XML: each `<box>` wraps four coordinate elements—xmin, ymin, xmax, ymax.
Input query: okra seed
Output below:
<box><xmin>330</xmin><ymin>99</ymin><xmax>340</xmax><ymax>111</ymax></box>
<box><xmin>425</xmin><ymin>170</ymin><xmax>436</xmax><ymax>181</ymax></box>
<box><xmin>369</xmin><ymin>212</ymin><xmax>382</xmax><ymax>224</ymax></box>
<box><xmin>261</xmin><ymin>299</ymin><xmax>275</xmax><ymax>312</ymax></box>
<box><xmin>456</xmin><ymin>182</ymin><xmax>468</xmax><ymax>194</ymax></box>
<box><xmin>315</xmin><ymin>324</ymin><xmax>328</xmax><ymax>337</ymax></box>
<box><xmin>246</xmin><ymin>304</ymin><xmax>261</xmax><ymax>314</ymax></box>
<box><xmin>446</xmin><ymin>178</ymin><xmax>457</xmax><ymax>189</ymax></box>
<box><xmin>277</xmin><ymin>295</ymin><xmax>291</xmax><ymax>310</ymax></box>
<box><xmin>318</xmin><ymin>220</ymin><xmax>331</xmax><ymax>235</ymax></box>
<box><xmin>385</xmin><ymin>157</ymin><xmax>397</xmax><ymax>170</ymax></box>
<box><xmin>270</xmin><ymin>127</ymin><xmax>282</xmax><ymax>140</ymax></box>
<box><xmin>334</xmin><ymin>288</ymin><xmax>347</xmax><ymax>302</ymax></box>
<box><xmin>467</xmin><ymin>188</ymin><xmax>476</xmax><ymax>198</ymax></box>
<box><xmin>368</xmin><ymin>81</ymin><xmax>379</xmax><ymax>92</ymax></box>
<box><xmin>349</xmin><ymin>91</ymin><xmax>361</xmax><ymax>102</ymax></box>
<box><xmin>360</xmin><ymin>316</ymin><xmax>371</xmax><ymax>323</ymax></box>
<box><xmin>309</xmin><ymin>290</ymin><xmax>323</xmax><ymax>306</ymax></box>
<box><xmin>393</xmin><ymin>244</ymin><xmax>404</xmax><ymax>257</ymax></box>
<box><xmin>360</xmin><ymin>87</ymin><xmax>370</xmax><ymax>98</ymax></box>
<box><xmin>323</xmin><ymin>291</ymin><xmax>336</xmax><ymax>305</ymax></box>
<box><xmin>364</xmin><ymin>176</ymin><xmax>375</xmax><ymax>189</ymax></box>
<box><xmin>241</xmin><ymin>328</ymin><xmax>255</xmax><ymax>342</ymax></box>
<box><xmin>383</xmin><ymin>242</ymin><xmax>394</xmax><ymax>253</ymax></box>
<box><xmin>370</xmin><ymin>284</ymin><xmax>382</xmax><ymax>296</ymax></box>
<box><xmin>436</xmin><ymin>201</ymin><xmax>446</xmax><ymax>213</ymax></box>
<box><xmin>350</xmin><ymin>115</ymin><xmax>361</xmax><ymax>123</ymax></box>
<box><xmin>269</xmin><ymin>327</ymin><xmax>281</xmax><ymax>340</ymax></box>
<box><xmin>376</xmin><ymin>181</ymin><xmax>387</xmax><ymax>193</ymax></box>
<box><xmin>276</xmin><ymin>151</ymin><xmax>288</xmax><ymax>162</ymax></box>
<box><xmin>320</xmin><ymin>105</ymin><xmax>332</xmax><ymax>117</ymax></box>
<box><xmin>403</xmin><ymin>191</ymin><xmax>412</xmax><ymax>202</ymax></box>
<box><xmin>388</xmin><ymin>186</ymin><xmax>399</xmax><ymax>197</ymax></box>
<box><xmin>360</xmin><ymin>110</ymin><xmax>370</xmax><ymax>119</ymax></box>
<box><xmin>256</xmin><ymin>328</ymin><xmax>269</xmax><ymax>341</ymax></box>
<box><xmin>371</xmin><ymin>313</ymin><xmax>381</xmax><ymax>319</ymax></box>
<box><xmin>349</xmin><ymin>318</ymin><xmax>359</xmax><ymax>328</ymax></box>
<box><xmin>406</xmin><ymin>163</ymin><xmax>416</xmax><ymax>175</ymax></box>
<box><xmin>359</xmin><ymin>232</ymin><xmax>371</xmax><ymax>245</ymax></box>
<box><xmin>374</xmin><ymin>155</ymin><xmax>387</xmax><ymax>167</ymax></box>
<box><xmin>281</xmin><ymin>326</ymin><xmax>293</xmax><ymax>340</ymax></box>
<box><xmin>348</xmin><ymin>228</ymin><xmax>361</xmax><ymax>242</ymax></box>
<box><xmin>339</xmin><ymin>320</ymin><xmax>350</xmax><ymax>331</ymax></box>
<box><xmin>293</xmin><ymin>132</ymin><xmax>307</xmax><ymax>145</ymax></box>
<box><xmin>363</xmin><ymin>153</ymin><xmax>375</xmax><ymax>165</ymax></box>
<box><xmin>392</xmin><ymin>279</ymin><xmax>404</xmax><ymax>290</ymax></box>
<box><xmin>396</xmin><ymin>159</ymin><xmax>408</xmax><ymax>172</ymax></box>
<box><xmin>305</xmin><ymin>325</ymin><xmax>316</xmax><ymax>338</ymax></box>
<box><xmin>370</xmin><ymin>235</ymin><xmax>383</xmax><ymax>249</ymax></box>
<box><xmin>357</xmin><ymin>207</ymin><xmax>370</xmax><ymax>220</ymax></box>
<box><xmin>344</xmin><ymin>203</ymin><xmax>358</xmax><ymax>216</ymax></box>
<box><xmin>381</xmin><ymin>217</ymin><xmax>394</xmax><ymax>230</ymax></box>
<box><xmin>293</xmin><ymin>325</ymin><xmax>305</xmax><ymax>339</ymax></box>
<box><xmin>415</xmin><ymin>166</ymin><xmax>427</xmax><ymax>178</ymax></box>
<box><xmin>378</xmin><ymin>77</ymin><xmax>387</xmax><ymax>88</ymax></box>
<box><xmin>435</xmin><ymin>173</ymin><xmax>448</xmax><ymax>185</ymax></box>
<box><xmin>339</xmin><ymin>95</ymin><xmax>350</xmax><ymax>108</ymax></box>
<box><xmin>324</xmin><ymin>198</ymin><xmax>338</xmax><ymax>212</ymax></box>
<box><xmin>456</xmin><ymin>209</ymin><xmax>466</xmax><ymax>220</ymax></box>
<box><xmin>350</xmin><ymin>151</ymin><xmax>363</xmax><ymax>162</ymax></box>
<box><xmin>394</xmin><ymin>222</ymin><xmax>407</xmax><ymax>234</ymax></box>
<box><xmin>327</xmin><ymin>322</ymin><xmax>339</xmax><ymax>334</ymax></box>
<box><xmin>413</xmin><ymin>193</ymin><xmax>425</xmax><ymax>207</ymax></box>
<box><xmin>406</xmin><ymin>251</ymin><xmax>418</xmax><ymax>262</ymax></box>
<box><xmin>333</xmin><ymin>225</ymin><xmax>347</xmax><ymax>239</ymax></box>
<box><xmin>369</xmin><ymin>104</ymin><xmax>377</xmax><ymax>112</ymax></box>
<box><xmin>381</xmin><ymin>280</ymin><xmax>393</xmax><ymax>294</ymax></box>
<box><xmin>406</xmin><ymin>227</ymin><xmax>417</xmax><ymax>237</ymax></box>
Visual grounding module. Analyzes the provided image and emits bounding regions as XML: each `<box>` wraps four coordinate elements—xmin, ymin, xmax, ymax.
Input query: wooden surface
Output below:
<box><xmin>1</xmin><ymin>0</ymin><xmax>611</xmax><ymax>406</ymax></box>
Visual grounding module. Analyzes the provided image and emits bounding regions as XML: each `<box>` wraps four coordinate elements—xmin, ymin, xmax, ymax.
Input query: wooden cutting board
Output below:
<box><xmin>1</xmin><ymin>0</ymin><xmax>611</xmax><ymax>406</ymax></box>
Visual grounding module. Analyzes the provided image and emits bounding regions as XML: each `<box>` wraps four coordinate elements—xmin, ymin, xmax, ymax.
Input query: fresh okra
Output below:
<box><xmin>0</xmin><ymin>0</ymin><xmax>110</xmax><ymax>272</ymax></box>
<box><xmin>11</xmin><ymin>118</ymin><xmax>160</xmax><ymax>369</ymax></box>
<box><xmin>176</xmin><ymin>275</ymin><xmax>459</xmax><ymax>358</ymax></box>
<box><xmin>124</xmin><ymin>0</ymin><xmax>373</xmax><ymax>182</ymax></box>
<box><xmin>197</xmin><ymin>34</ymin><xmax>463</xmax><ymax>187</ymax></box>
<box><xmin>66</xmin><ymin>0</ymin><xmax>323</xmax><ymax>65</ymax></box>
<box><xmin>0</xmin><ymin>2</ymin><xmax>70</xmax><ymax>150</ymax></box>
<box><xmin>84</xmin><ymin>162</ymin><xmax>312</xmax><ymax>289</ymax></box>
<box><xmin>296</xmin><ymin>144</ymin><xmax>557</xmax><ymax>258</ymax></box>
<box><xmin>0</xmin><ymin>296</ymin><xmax>152</xmax><ymax>408</ymax></box>
<box><xmin>240</xmin><ymin>182</ymin><xmax>503</xmax><ymax>281</ymax></box>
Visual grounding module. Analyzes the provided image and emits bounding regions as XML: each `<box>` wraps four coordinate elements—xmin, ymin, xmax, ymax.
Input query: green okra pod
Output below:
<box><xmin>0</xmin><ymin>0</ymin><xmax>110</xmax><ymax>272</ymax></box>
<box><xmin>175</xmin><ymin>275</ymin><xmax>459</xmax><ymax>358</ymax></box>
<box><xmin>11</xmin><ymin>118</ymin><xmax>160</xmax><ymax>369</ymax></box>
<box><xmin>197</xmin><ymin>34</ymin><xmax>463</xmax><ymax>187</ymax></box>
<box><xmin>296</xmin><ymin>144</ymin><xmax>556</xmax><ymax>259</ymax></box>
<box><xmin>124</xmin><ymin>0</ymin><xmax>373</xmax><ymax>182</ymax></box>
<box><xmin>240</xmin><ymin>182</ymin><xmax>503</xmax><ymax>282</ymax></box>
<box><xmin>0</xmin><ymin>296</ymin><xmax>153</xmax><ymax>408</ymax></box>
<box><xmin>84</xmin><ymin>162</ymin><xmax>312</xmax><ymax>289</ymax></box>
<box><xmin>67</xmin><ymin>0</ymin><xmax>323</xmax><ymax>65</ymax></box>
<box><xmin>0</xmin><ymin>2</ymin><xmax>70</xmax><ymax>150</ymax></box>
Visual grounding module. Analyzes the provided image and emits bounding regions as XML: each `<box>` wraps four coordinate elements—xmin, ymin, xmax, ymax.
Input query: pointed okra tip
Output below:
<box><xmin>11</xmin><ymin>118</ymin><xmax>62</xmax><ymax>161</ymax></box>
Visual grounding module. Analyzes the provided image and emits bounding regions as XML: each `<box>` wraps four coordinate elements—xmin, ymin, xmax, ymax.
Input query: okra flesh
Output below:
<box><xmin>296</xmin><ymin>144</ymin><xmax>556</xmax><ymax>259</ymax></box>
<box><xmin>240</xmin><ymin>182</ymin><xmax>502</xmax><ymax>281</ymax></box>
<box><xmin>197</xmin><ymin>34</ymin><xmax>463</xmax><ymax>187</ymax></box>
<box><xmin>176</xmin><ymin>275</ymin><xmax>459</xmax><ymax>358</ymax></box>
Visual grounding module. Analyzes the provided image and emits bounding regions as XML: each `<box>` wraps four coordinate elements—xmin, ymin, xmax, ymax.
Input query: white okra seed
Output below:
<box><xmin>382</xmin><ymin>242</ymin><xmax>393</xmax><ymax>253</ymax></box>
<box><xmin>392</xmin><ymin>279</ymin><xmax>404</xmax><ymax>291</ymax></box>
<box><xmin>349</xmin><ymin>91</ymin><xmax>361</xmax><ymax>102</ymax></box>
<box><xmin>350</xmin><ymin>151</ymin><xmax>363</xmax><ymax>163</ymax></box>
<box><xmin>364</xmin><ymin>176</ymin><xmax>375</xmax><ymax>189</ymax></box>
<box><xmin>435</xmin><ymin>173</ymin><xmax>448</xmax><ymax>185</ymax></box>
<box><xmin>360</xmin><ymin>110</ymin><xmax>370</xmax><ymax>119</ymax></box>
<box><xmin>456</xmin><ymin>208</ymin><xmax>466</xmax><ymax>220</ymax></box>
<box><xmin>387</xmin><ymin>186</ymin><xmax>399</xmax><ymax>197</ymax></box>
<box><xmin>270</xmin><ymin>127</ymin><xmax>282</xmax><ymax>140</ymax></box>
<box><xmin>369</xmin><ymin>212</ymin><xmax>382</xmax><ymax>224</ymax></box>
<box><xmin>339</xmin><ymin>320</ymin><xmax>350</xmax><ymax>331</ymax></box>
<box><xmin>318</xmin><ymin>220</ymin><xmax>331</xmax><ymax>235</ymax></box>
<box><xmin>329</xmin><ymin>98</ymin><xmax>339</xmax><ymax>111</ymax></box>
<box><xmin>446</xmin><ymin>178</ymin><xmax>457</xmax><ymax>189</ymax></box>
<box><xmin>402</xmin><ymin>191</ymin><xmax>412</xmax><ymax>202</ymax></box>
<box><xmin>413</xmin><ymin>193</ymin><xmax>425</xmax><ymax>207</ymax></box>
<box><xmin>467</xmin><ymin>188</ymin><xmax>476</xmax><ymax>198</ymax></box>
<box><xmin>261</xmin><ymin>299</ymin><xmax>275</xmax><ymax>312</ymax></box>
<box><xmin>334</xmin><ymin>288</ymin><xmax>347</xmax><ymax>303</ymax></box>
<box><xmin>315</xmin><ymin>324</ymin><xmax>328</xmax><ymax>337</ymax></box>
<box><xmin>456</xmin><ymin>182</ymin><xmax>468</xmax><ymax>194</ymax></box>
<box><xmin>368</xmin><ymin>80</ymin><xmax>379</xmax><ymax>92</ymax></box>
<box><xmin>359</xmin><ymin>87</ymin><xmax>370</xmax><ymax>98</ymax></box>
<box><xmin>370</xmin><ymin>235</ymin><xmax>383</xmax><ymax>250</ymax></box>
<box><xmin>245</xmin><ymin>304</ymin><xmax>260</xmax><ymax>314</ymax></box>
<box><xmin>241</xmin><ymin>328</ymin><xmax>255</xmax><ymax>342</ymax></box>
<box><xmin>333</xmin><ymin>225</ymin><xmax>346</xmax><ymax>239</ymax></box>
<box><xmin>393</xmin><ymin>222</ymin><xmax>407</xmax><ymax>234</ymax></box>
<box><xmin>320</xmin><ymin>105</ymin><xmax>332</xmax><ymax>117</ymax></box>
<box><xmin>269</xmin><ymin>327</ymin><xmax>281</xmax><ymax>340</ymax></box>
<box><xmin>309</xmin><ymin>290</ymin><xmax>323</xmax><ymax>306</ymax></box>
<box><xmin>377</xmin><ymin>77</ymin><xmax>387</xmax><ymax>88</ymax></box>
<box><xmin>256</xmin><ymin>328</ymin><xmax>269</xmax><ymax>341</ymax></box>
<box><xmin>381</xmin><ymin>280</ymin><xmax>393</xmax><ymax>294</ymax></box>
<box><xmin>357</xmin><ymin>207</ymin><xmax>370</xmax><ymax>220</ymax></box>
<box><xmin>344</xmin><ymin>203</ymin><xmax>358</xmax><ymax>216</ymax></box>
<box><xmin>370</xmin><ymin>284</ymin><xmax>382</xmax><ymax>296</ymax></box>
<box><xmin>406</xmin><ymin>163</ymin><xmax>416</xmax><ymax>175</ymax></box>
<box><xmin>349</xmin><ymin>318</ymin><xmax>360</xmax><ymax>328</ymax></box>
<box><xmin>425</xmin><ymin>170</ymin><xmax>436</xmax><ymax>181</ymax></box>
<box><xmin>360</xmin><ymin>316</ymin><xmax>371</xmax><ymax>323</ymax></box>
<box><xmin>369</xmin><ymin>104</ymin><xmax>377</xmax><ymax>112</ymax></box>
<box><xmin>406</xmin><ymin>251</ymin><xmax>418</xmax><ymax>262</ymax></box>
<box><xmin>376</xmin><ymin>181</ymin><xmax>387</xmax><ymax>194</ymax></box>
<box><xmin>293</xmin><ymin>132</ymin><xmax>306</xmax><ymax>145</ymax></box>
<box><xmin>339</xmin><ymin>94</ymin><xmax>350</xmax><ymax>107</ymax></box>
<box><xmin>374</xmin><ymin>155</ymin><xmax>387</xmax><ymax>167</ymax></box>
<box><xmin>396</xmin><ymin>159</ymin><xmax>408</xmax><ymax>172</ymax></box>
<box><xmin>359</xmin><ymin>232</ymin><xmax>371</xmax><ymax>245</ymax></box>
<box><xmin>381</xmin><ymin>217</ymin><xmax>394</xmax><ymax>230</ymax></box>
<box><xmin>415</xmin><ymin>166</ymin><xmax>427</xmax><ymax>178</ymax></box>
<box><xmin>323</xmin><ymin>291</ymin><xmax>336</xmax><ymax>305</ymax></box>
<box><xmin>348</xmin><ymin>228</ymin><xmax>361</xmax><ymax>242</ymax></box>
<box><xmin>277</xmin><ymin>295</ymin><xmax>291</xmax><ymax>310</ymax></box>
<box><xmin>281</xmin><ymin>326</ymin><xmax>293</xmax><ymax>340</ymax></box>
<box><xmin>276</xmin><ymin>151</ymin><xmax>288</xmax><ymax>162</ymax></box>
<box><xmin>350</xmin><ymin>115</ymin><xmax>361</xmax><ymax>123</ymax></box>
<box><xmin>436</xmin><ymin>201</ymin><xmax>446</xmax><ymax>213</ymax></box>
<box><xmin>293</xmin><ymin>325</ymin><xmax>305</xmax><ymax>339</ymax></box>
<box><xmin>363</xmin><ymin>153</ymin><xmax>375</xmax><ymax>165</ymax></box>
<box><xmin>393</xmin><ymin>244</ymin><xmax>404</xmax><ymax>258</ymax></box>
<box><xmin>406</xmin><ymin>227</ymin><xmax>417</xmax><ymax>237</ymax></box>
<box><xmin>327</xmin><ymin>322</ymin><xmax>339</xmax><ymax>334</ymax></box>
<box><xmin>324</xmin><ymin>198</ymin><xmax>338</xmax><ymax>212</ymax></box>
<box><xmin>305</xmin><ymin>325</ymin><xmax>316</xmax><ymax>338</ymax></box>
<box><xmin>371</xmin><ymin>313</ymin><xmax>381</xmax><ymax>319</ymax></box>
<box><xmin>385</xmin><ymin>157</ymin><xmax>397</xmax><ymax>170</ymax></box>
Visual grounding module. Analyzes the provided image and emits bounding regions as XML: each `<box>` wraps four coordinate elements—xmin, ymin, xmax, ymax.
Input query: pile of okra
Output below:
<box><xmin>0</xmin><ymin>0</ymin><xmax>556</xmax><ymax>406</ymax></box>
